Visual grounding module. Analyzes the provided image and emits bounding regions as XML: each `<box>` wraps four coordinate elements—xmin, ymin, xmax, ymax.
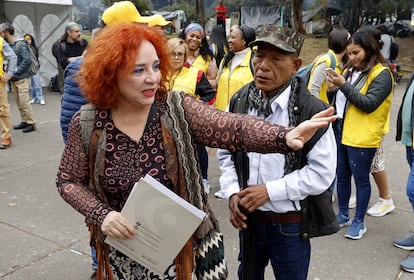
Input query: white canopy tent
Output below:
<box><xmin>1</xmin><ymin>0</ymin><xmax>73</xmax><ymax>86</ymax></box>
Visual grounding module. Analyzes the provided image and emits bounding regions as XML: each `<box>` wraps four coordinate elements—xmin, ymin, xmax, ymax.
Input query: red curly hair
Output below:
<box><xmin>77</xmin><ymin>23</ymin><xmax>170</xmax><ymax>109</ymax></box>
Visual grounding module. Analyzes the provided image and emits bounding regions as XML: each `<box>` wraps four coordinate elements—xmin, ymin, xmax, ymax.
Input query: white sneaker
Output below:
<box><xmin>40</xmin><ymin>100</ymin><xmax>46</xmax><ymax>105</ymax></box>
<box><xmin>29</xmin><ymin>99</ymin><xmax>36</xmax><ymax>104</ymax></box>
<box><xmin>348</xmin><ymin>195</ymin><xmax>357</xmax><ymax>209</ymax></box>
<box><xmin>214</xmin><ymin>189</ymin><xmax>225</xmax><ymax>199</ymax></box>
<box><xmin>367</xmin><ymin>197</ymin><xmax>395</xmax><ymax>217</ymax></box>
<box><xmin>202</xmin><ymin>179</ymin><xmax>210</xmax><ymax>194</ymax></box>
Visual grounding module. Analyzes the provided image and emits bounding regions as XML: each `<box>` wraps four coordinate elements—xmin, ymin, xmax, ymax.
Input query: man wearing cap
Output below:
<box><xmin>217</xmin><ymin>25</ymin><xmax>337</xmax><ymax>279</ymax></box>
<box><xmin>148</xmin><ymin>14</ymin><xmax>172</xmax><ymax>35</ymax></box>
<box><xmin>101</xmin><ymin>1</ymin><xmax>151</xmax><ymax>26</ymax></box>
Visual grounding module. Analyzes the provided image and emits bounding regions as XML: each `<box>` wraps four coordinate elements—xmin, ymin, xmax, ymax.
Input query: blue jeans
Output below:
<box><xmin>329</xmin><ymin>119</ymin><xmax>342</xmax><ymax>192</ymax></box>
<box><xmin>337</xmin><ymin>143</ymin><xmax>376</xmax><ymax>222</ymax></box>
<box><xmin>91</xmin><ymin>246</ymin><xmax>97</xmax><ymax>270</ymax></box>
<box><xmin>405</xmin><ymin>146</ymin><xmax>414</xmax><ymax>211</ymax></box>
<box><xmin>30</xmin><ymin>72</ymin><xmax>44</xmax><ymax>101</ymax></box>
<box><xmin>237</xmin><ymin>220</ymin><xmax>310</xmax><ymax>280</ymax></box>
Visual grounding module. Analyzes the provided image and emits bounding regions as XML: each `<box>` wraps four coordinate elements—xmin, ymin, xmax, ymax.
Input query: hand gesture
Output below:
<box><xmin>286</xmin><ymin>107</ymin><xmax>336</xmax><ymax>150</ymax></box>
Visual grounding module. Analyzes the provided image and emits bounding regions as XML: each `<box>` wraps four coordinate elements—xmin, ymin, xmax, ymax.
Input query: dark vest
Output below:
<box><xmin>228</xmin><ymin>80</ymin><xmax>339</xmax><ymax>239</ymax></box>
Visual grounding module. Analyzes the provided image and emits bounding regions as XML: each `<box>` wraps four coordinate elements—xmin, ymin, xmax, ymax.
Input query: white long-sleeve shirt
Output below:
<box><xmin>217</xmin><ymin>86</ymin><xmax>337</xmax><ymax>213</ymax></box>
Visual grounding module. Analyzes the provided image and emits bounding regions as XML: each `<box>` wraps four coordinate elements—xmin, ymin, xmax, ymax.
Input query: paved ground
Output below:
<box><xmin>1</xmin><ymin>80</ymin><xmax>414</xmax><ymax>280</ymax></box>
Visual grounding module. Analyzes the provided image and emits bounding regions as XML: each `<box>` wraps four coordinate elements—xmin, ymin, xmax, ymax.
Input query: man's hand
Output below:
<box><xmin>101</xmin><ymin>211</ymin><xmax>136</xmax><ymax>240</ymax></box>
<box><xmin>0</xmin><ymin>74</ymin><xmax>11</xmax><ymax>83</ymax></box>
<box><xmin>229</xmin><ymin>194</ymin><xmax>248</xmax><ymax>229</ymax></box>
<box><xmin>238</xmin><ymin>184</ymin><xmax>269</xmax><ymax>213</ymax></box>
<box><xmin>286</xmin><ymin>107</ymin><xmax>336</xmax><ymax>150</ymax></box>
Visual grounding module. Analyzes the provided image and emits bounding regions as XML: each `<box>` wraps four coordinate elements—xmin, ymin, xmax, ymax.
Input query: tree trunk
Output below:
<box><xmin>292</xmin><ymin>0</ymin><xmax>305</xmax><ymax>33</ymax></box>
<box><xmin>349</xmin><ymin>0</ymin><xmax>361</xmax><ymax>33</ymax></box>
<box><xmin>196</xmin><ymin>0</ymin><xmax>205</xmax><ymax>26</ymax></box>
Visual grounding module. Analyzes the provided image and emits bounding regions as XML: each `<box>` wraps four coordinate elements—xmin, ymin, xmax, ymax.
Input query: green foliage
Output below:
<box><xmin>360</xmin><ymin>0</ymin><xmax>414</xmax><ymax>22</ymax></box>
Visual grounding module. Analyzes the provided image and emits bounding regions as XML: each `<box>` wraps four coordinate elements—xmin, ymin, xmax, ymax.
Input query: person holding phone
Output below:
<box><xmin>325</xmin><ymin>27</ymin><xmax>393</xmax><ymax>240</ymax></box>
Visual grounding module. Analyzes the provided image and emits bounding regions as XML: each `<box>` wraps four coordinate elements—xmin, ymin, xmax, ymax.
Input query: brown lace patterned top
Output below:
<box><xmin>56</xmin><ymin>93</ymin><xmax>291</xmax><ymax>227</ymax></box>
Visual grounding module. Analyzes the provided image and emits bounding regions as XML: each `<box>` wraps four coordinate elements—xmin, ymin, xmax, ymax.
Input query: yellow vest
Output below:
<box><xmin>215</xmin><ymin>50</ymin><xmax>254</xmax><ymax>111</ymax></box>
<box><xmin>308</xmin><ymin>50</ymin><xmax>340</xmax><ymax>104</ymax></box>
<box><xmin>342</xmin><ymin>63</ymin><xmax>393</xmax><ymax>148</ymax></box>
<box><xmin>191</xmin><ymin>55</ymin><xmax>210</xmax><ymax>74</ymax></box>
<box><xmin>167</xmin><ymin>66</ymin><xmax>199</xmax><ymax>97</ymax></box>
<box><xmin>0</xmin><ymin>37</ymin><xmax>4</xmax><ymax>86</ymax></box>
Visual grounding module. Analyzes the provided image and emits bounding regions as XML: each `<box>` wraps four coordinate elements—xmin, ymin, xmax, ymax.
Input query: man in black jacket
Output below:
<box><xmin>217</xmin><ymin>25</ymin><xmax>337</xmax><ymax>280</ymax></box>
<box><xmin>0</xmin><ymin>23</ymin><xmax>35</xmax><ymax>133</ymax></box>
<box><xmin>55</xmin><ymin>22</ymin><xmax>88</xmax><ymax>93</ymax></box>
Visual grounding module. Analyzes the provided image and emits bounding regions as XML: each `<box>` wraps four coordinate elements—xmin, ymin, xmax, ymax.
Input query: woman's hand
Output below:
<box><xmin>324</xmin><ymin>68</ymin><xmax>345</xmax><ymax>89</ymax></box>
<box><xmin>286</xmin><ymin>107</ymin><xmax>336</xmax><ymax>150</ymax></box>
<box><xmin>101</xmin><ymin>211</ymin><xmax>136</xmax><ymax>240</ymax></box>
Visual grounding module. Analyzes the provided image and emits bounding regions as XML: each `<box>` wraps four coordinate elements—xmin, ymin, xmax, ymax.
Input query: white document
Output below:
<box><xmin>105</xmin><ymin>174</ymin><xmax>206</xmax><ymax>275</ymax></box>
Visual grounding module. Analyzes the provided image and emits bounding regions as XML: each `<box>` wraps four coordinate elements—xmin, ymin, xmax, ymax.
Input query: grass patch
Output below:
<box><xmin>300</xmin><ymin>36</ymin><xmax>414</xmax><ymax>77</ymax></box>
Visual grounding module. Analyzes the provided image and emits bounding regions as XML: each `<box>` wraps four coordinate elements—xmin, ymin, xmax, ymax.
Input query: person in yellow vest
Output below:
<box><xmin>180</xmin><ymin>23</ymin><xmax>218</xmax><ymax>192</ymax></box>
<box><xmin>0</xmin><ymin>34</ymin><xmax>17</xmax><ymax>149</ymax></box>
<box><xmin>215</xmin><ymin>25</ymin><xmax>256</xmax><ymax>111</ymax></box>
<box><xmin>166</xmin><ymin>38</ymin><xmax>215</xmax><ymax>102</ymax></box>
<box><xmin>180</xmin><ymin>23</ymin><xmax>218</xmax><ymax>89</ymax></box>
<box><xmin>307</xmin><ymin>29</ymin><xmax>349</xmax><ymax>202</ymax></box>
<box><xmin>166</xmin><ymin>37</ymin><xmax>216</xmax><ymax>193</ymax></box>
<box><xmin>307</xmin><ymin>28</ymin><xmax>350</xmax><ymax>103</ymax></box>
<box><xmin>325</xmin><ymin>28</ymin><xmax>393</xmax><ymax>240</ymax></box>
<box><xmin>356</xmin><ymin>25</ymin><xmax>395</xmax><ymax>217</ymax></box>
<box><xmin>148</xmin><ymin>14</ymin><xmax>172</xmax><ymax>35</ymax></box>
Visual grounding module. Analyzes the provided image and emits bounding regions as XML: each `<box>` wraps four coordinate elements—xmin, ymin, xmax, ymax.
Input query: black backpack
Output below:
<box><xmin>390</xmin><ymin>38</ymin><xmax>399</xmax><ymax>61</ymax></box>
<box><xmin>51</xmin><ymin>39</ymin><xmax>62</xmax><ymax>61</ymax></box>
<box><xmin>48</xmin><ymin>75</ymin><xmax>60</xmax><ymax>92</ymax></box>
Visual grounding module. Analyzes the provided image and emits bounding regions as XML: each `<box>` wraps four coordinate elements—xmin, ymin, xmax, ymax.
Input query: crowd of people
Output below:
<box><xmin>2</xmin><ymin>0</ymin><xmax>414</xmax><ymax>279</ymax></box>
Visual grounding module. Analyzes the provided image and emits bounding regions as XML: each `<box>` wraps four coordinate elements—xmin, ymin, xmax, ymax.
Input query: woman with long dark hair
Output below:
<box><xmin>24</xmin><ymin>33</ymin><xmax>45</xmax><ymax>104</ymax></box>
<box><xmin>326</xmin><ymin>27</ymin><xmax>393</xmax><ymax>240</ymax></box>
<box><xmin>209</xmin><ymin>25</ymin><xmax>228</xmax><ymax>68</ymax></box>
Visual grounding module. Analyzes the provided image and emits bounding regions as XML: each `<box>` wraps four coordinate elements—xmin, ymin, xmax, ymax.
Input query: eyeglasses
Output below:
<box><xmin>170</xmin><ymin>52</ymin><xmax>184</xmax><ymax>58</ymax></box>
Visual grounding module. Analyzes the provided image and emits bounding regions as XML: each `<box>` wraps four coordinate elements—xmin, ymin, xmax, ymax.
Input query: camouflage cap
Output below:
<box><xmin>249</xmin><ymin>25</ymin><xmax>305</xmax><ymax>55</ymax></box>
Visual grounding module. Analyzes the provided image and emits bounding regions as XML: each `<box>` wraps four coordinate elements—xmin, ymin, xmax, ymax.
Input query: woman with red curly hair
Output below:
<box><xmin>56</xmin><ymin>23</ymin><xmax>335</xmax><ymax>280</ymax></box>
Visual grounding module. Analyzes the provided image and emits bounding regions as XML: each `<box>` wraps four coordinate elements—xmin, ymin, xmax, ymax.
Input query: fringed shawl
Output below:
<box><xmin>85</xmin><ymin>91</ymin><xmax>227</xmax><ymax>280</ymax></box>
